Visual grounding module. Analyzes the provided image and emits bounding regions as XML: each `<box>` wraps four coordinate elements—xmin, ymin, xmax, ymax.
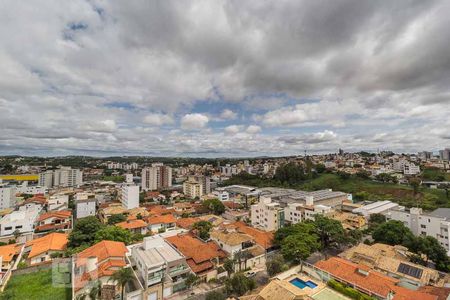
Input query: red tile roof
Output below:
<box><xmin>37</xmin><ymin>210</ymin><xmax>72</xmax><ymax>222</ymax></box>
<box><xmin>0</xmin><ymin>244</ymin><xmax>21</xmax><ymax>263</ymax></box>
<box><xmin>232</xmin><ymin>221</ymin><xmax>274</xmax><ymax>249</ymax></box>
<box><xmin>166</xmin><ymin>233</ymin><xmax>226</xmax><ymax>274</ymax></box>
<box><xmin>147</xmin><ymin>214</ymin><xmax>176</xmax><ymax>225</ymax></box>
<box><xmin>116</xmin><ymin>219</ymin><xmax>147</xmax><ymax>230</ymax></box>
<box><xmin>176</xmin><ymin>217</ymin><xmax>200</xmax><ymax>229</ymax></box>
<box><xmin>26</xmin><ymin>232</ymin><xmax>68</xmax><ymax>258</ymax></box>
<box><xmin>315</xmin><ymin>257</ymin><xmax>437</xmax><ymax>300</ymax></box>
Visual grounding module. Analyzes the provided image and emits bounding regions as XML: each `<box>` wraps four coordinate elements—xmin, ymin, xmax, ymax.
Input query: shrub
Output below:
<box><xmin>327</xmin><ymin>279</ymin><xmax>375</xmax><ymax>300</ymax></box>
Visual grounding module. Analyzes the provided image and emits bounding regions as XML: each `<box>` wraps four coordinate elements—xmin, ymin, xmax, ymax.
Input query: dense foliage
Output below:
<box><xmin>68</xmin><ymin>216</ymin><xmax>104</xmax><ymax>248</ymax></box>
<box><xmin>224</xmin><ymin>273</ymin><xmax>256</xmax><ymax>296</ymax></box>
<box><xmin>108</xmin><ymin>214</ymin><xmax>127</xmax><ymax>225</ymax></box>
<box><xmin>192</xmin><ymin>220</ymin><xmax>213</xmax><ymax>240</ymax></box>
<box><xmin>202</xmin><ymin>199</ymin><xmax>226</xmax><ymax>215</ymax></box>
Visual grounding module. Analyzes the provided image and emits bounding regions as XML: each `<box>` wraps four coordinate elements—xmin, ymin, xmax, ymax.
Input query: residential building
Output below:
<box><xmin>116</xmin><ymin>219</ymin><xmax>148</xmax><ymax>235</ymax></box>
<box><xmin>182</xmin><ymin>179</ymin><xmax>203</xmax><ymax>199</ymax></box>
<box><xmin>439</xmin><ymin>148</ymin><xmax>450</xmax><ymax>161</ymax></box>
<box><xmin>284</xmin><ymin>203</ymin><xmax>333</xmax><ymax>224</ymax></box>
<box><xmin>251</xmin><ymin>196</ymin><xmax>285</xmax><ymax>231</ymax></box>
<box><xmin>404</xmin><ymin>163</ymin><xmax>420</xmax><ymax>175</ymax></box>
<box><xmin>339</xmin><ymin>243</ymin><xmax>441</xmax><ymax>288</ymax></box>
<box><xmin>0</xmin><ymin>244</ymin><xmax>21</xmax><ymax>271</ymax></box>
<box><xmin>329</xmin><ymin>211</ymin><xmax>367</xmax><ymax>230</ymax></box>
<box><xmin>131</xmin><ymin>236</ymin><xmax>191</xmax><ymax>299</ymax></box>
<box><xmin>98</xmin><ymin>203</ymin><xmax>127</xmax><ymax>224</ymax></box>
<box><xmin>38</xmin><ymin>167</ymin><xmax>83</xmax><ymax>188</ymax></box>
<box><xmin>24</xmin><ymin>232</ymin><xmax>68</xmax><ymax>265</ymax></box>
<box><xmin>385</xmin><ymin>207</ymin><xmax>450</xmax><ymax>255</ymax></box>
<box><xmin>125</xmin><ymin>173</ymin><xmax>133</xmax><ymax>184</ymax></box>
<box><xmin>189</xmin><ymin>175</ymin><xmax>211</xmax><ymax>195</ymax></box>
<box><xmin>0</xmin><ymin>209</ymin><xmax>39</xmax><ymax>236</ymax></box>
<box><xmin>212</xmin><ymin>188</ymin><xmax>229</xmax><ymax>201</ymax></box>
<box><xmin>15</xmin><ymin>181</ymin><xmax>47</xmax><ymax>195</ymax></box>
<box><xmin>75</xmin><ymin>193</ymin><xmax>96</xmax><ymax>219</ymax></box>
<box><xmin>141</xmin><ymin>163</ymin><xmax>172</xmax><ymax>191</ymax></box>
<box><xmin>35</xmin><ymin>210</ymin><xmax>72</xmax><ymax>232</ymax></box>
<box><xmin>315</xmin><ymin>257</ymin><xmax>437</xmax><ymax>300</ymax></box>
<box><xmin>166</xmin><ymin>233</ymin><xmax>227</xmax><ymax>282</ymax></box>
<box><xmin>121</xmin><ymin>184</ymin><xmax>139</xmax><ymax>209</ymax></box>
<box><xmin>352</xmin><ymin>200</ymin><xmax>401</xmax><ymax>217</ymax></box>
<box><xmin>147</xmin><ymin>214</ymin><xmax>177</xmax><ymax>233</ymax></box>
<box><xmin>18</xmin><ymin>195</ymin><xmax>47</xmax><ymax>212</ymax></box>
<box><xmin>73</xmin><ymin>240</ymin><xmax>134</xmax><ymax>299</ymax></box>
<box><xmin>230</xmin><ymin>221</ymin><xmax>275</xmax><ymax>251</ymax></box>
<box><xmin>0</xmin><ymin>184</ymin><xmax>16</xmax><ymax>209</ymax></box>
<box><xmin>48</xmin><ymin>194</ymin><xmax>69</xmax><ymax>211</ymax></box>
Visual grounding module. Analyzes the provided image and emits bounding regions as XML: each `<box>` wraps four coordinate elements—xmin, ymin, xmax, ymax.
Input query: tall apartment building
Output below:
<box><xmin>38</xmin><ymin>167</ymin><xmax>83</xmax><ymax>188</ymax></box>
<box><xmin>188</xmin><ymin>175</ymin><xmax>210</xmax><ymax>194</ymax></box>
<box><xmin>183</xmin><ymin>179</ymin><xmax>203</xmax><ymax>199</ymax></box>
<box><xmin>75</xmin><ymin>193</ymin><xmax>96</xmax><ymax>219</ymax></box>
<box><xmin>121</xmin><ymin>184</ymin><xmax>139</xmax><ymax>209</ymax></box>
<box><xmin>403</xmin><ymin>163</ymin><xmax>420</xmax><ymax>175</ymax></box>
<box><xmin>251</xmin><ymin>196</ymin><xmax>285</xmax><ymax>231</ymax></box>
<box><xmin>131</xmin><ymin>236</ymin><xmax>191</xmax><ymax>299</ymax></box>
<box><xmin>0</xmin><ymin>184</ymin><xmax>16</xmax><ymax>209</ymax></box>
<box><xmin>141</xmin><ymin>164</ymin><xmax>172</xmax><ymax>191</ymax></box>
<box><xmin>439</xmin><ymin>148</ymin><xmax>450</xmax><ymax>161</ymax></box>
<box><xmin>385</xmin><ymin>207</ymin><xmax>450</xmax><ymax>255</ymax></box>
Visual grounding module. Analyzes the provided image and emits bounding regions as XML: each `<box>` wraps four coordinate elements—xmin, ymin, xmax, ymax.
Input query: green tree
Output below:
<box><xmin>372</xmin><ymin>220</ymin><xmax>415</xmax><ymax>246</ymax></box>
<box><xmin>409</xmin><ymin>177</ymin><xmax>421</xmax><ymax>195</ymax></box>
<box><xmin>356</xmin><ymin>170</ymin><xmax>371</xmax><ymax>179</ymax></box>
<box><xmin>202</xmin><ymin>199</ymin><xmax>225</xmax><ymax>215</ymax></box>
<box><xmin>314</xmin><ymin>215</ymin><xmax>347</xmax><ymax>249</ymax></box>
<box><xmin>274</xmin><ymin>222</ymin><xmax>317</xmax><ymax>246</ymax></box>
<box><xmin>95</xmin><ymin>226</ymin><xmax>133</xmax><ymax>245</ymax></box>
<box><xmin>411</xmin><ymin>236</ymin><xmax>450</xmax><ymax>272</ymax></box>
<box><xmin>69</xmin><ymin>216</ymin><xmax>104</xmax><ymax>248</ymax></box>
<box><xmin>368</xmin><ymin>213</ymin><xmax>386</xmax><ymax>230</ymax></box>
<box><xmin>108</xmin><ymin>214</ymin><xmax>127</xmax><ymax>225</ymax></box>
<box><xmin>315</xmin><ymin>164</ymin><xmax>326</xmax><ymax>174</ymax></box>
<box><xmin>192</xmin><ymin>221</ymin><xmax>213</xmax><ymax>240</ymax></box>
<box><xmin>205</xmin><ymin>290</ymin><xmax>226</xmax><ymax>300</ymax></box>
<box><xmin>88</xmin><ymin>281</ymin><xmax>101</xmax><ymax>300</ymax></box>
<box><xmin>266</xmin><ymin>254</ymin><xmax>287</xmax><ymax>276</ymax></box>
<box><xmin>223</xmin><ymin>258</ymin><xmax>235</xmax><ymax>277</ymax></box>
<box><xmin>110</xmin><ymin>267</ymin><xmax>134</xmax><ymax>300</ymax></box>
<box><xmin>347</xmin><ymin>229</ymin><xmax>363</xmax><ymax>245</ymax></box>
<box><xmin>225</xmin><ymin>273</ymin><xmax>256</xmax><ymax>296</ymax></box>
<box><xmin>185</xmin><ymin>273</ymin><xmax>200</xmax><ymax>289</ymax></box>
<box><xmin>281</xmin><ymin>233</ymin><xmax>320</xmax><ymax>263</ymax></box>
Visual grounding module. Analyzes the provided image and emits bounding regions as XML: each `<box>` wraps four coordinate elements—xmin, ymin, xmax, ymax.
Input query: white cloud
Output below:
<box><xmin>180</xmin><ymin>113</ymin><xmax>209</xmax><ymax>130</ymax></box>
<box><xmin>220</xmin><ymin>109</ymin><xmax>237</xmax><ymax>120</ymax></box>
<box><xmin>224</xmin><ymin>125</ymin><xmax>241</xmax><ymax>134</ymax></box>
<box><xmin>246</xmin><ymin>125</ymin><xmax>261</xmax><ymax>134</ymax></box>
<box><xmin>143</xmin><ymin>113</ymin><xmax>173</xmax><ymax>126</ymax></box>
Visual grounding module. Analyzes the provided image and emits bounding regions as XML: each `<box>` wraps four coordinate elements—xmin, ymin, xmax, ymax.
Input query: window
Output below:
<box><xmin>4</xmin><ymin>226</ymin><xmax>12</xmax><ymax>231</ymax></box>
<box><xmin>421</xmin><ymin>231</ymin><xmax>426</xmax><ymax>235</ymax></box>
<box><xmin>420</xmin><ymin>225</ymin><xmax>426</xmax><ymax>229</ymax></box>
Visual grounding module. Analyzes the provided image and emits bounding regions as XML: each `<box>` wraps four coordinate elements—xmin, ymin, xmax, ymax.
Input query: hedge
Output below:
<box><xmin>327</xmin><ymin>279</ymin><xmax>376</xmax><ymax>300</ymax></box>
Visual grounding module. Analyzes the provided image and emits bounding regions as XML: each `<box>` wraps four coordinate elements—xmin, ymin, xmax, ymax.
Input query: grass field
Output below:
<box><xmin>0</xmin><ymin>269</ymin><xmax>71</xmax><ymax>300</ymax></box>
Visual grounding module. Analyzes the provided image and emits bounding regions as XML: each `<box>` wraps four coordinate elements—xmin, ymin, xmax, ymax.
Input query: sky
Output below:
<box><xmin>0</xmin><ymin>0</ymin><xmax>449</xmax><ymax>157</ymax></box>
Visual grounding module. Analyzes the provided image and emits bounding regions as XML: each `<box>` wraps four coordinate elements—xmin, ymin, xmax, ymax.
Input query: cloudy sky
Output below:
<box><xmin>1</xmin><ymin>0</ymin><xmax>449</xmax><ymax>157</ymax></box>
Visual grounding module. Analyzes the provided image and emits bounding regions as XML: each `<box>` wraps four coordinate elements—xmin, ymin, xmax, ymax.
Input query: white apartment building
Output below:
<box><xmin>385</xmin><ymin>208</ymin><xmax>450</xmax><ymax>255</ymax></box>
<box><xmin>403</xmin><ymin>163</ymin><xmax>420</xmax><ymax>175</ymax></box>
<box><xmin>131</xmin><ymin>236</ymin><xmax>191</xmax><ymax>299</ymax></box>
<box><xmin>121</xmin><ymin>184</ymin><xmax>139</xmax><ymax>209</ymax></box>
<box><xmin>183</xmin><ymin>180</ymin><xmax>203</xmax><ymax>199</ymax></box>
<box><xmin>38</xmin><ymin>167</ymin><xmax>82</xmax><ymax>188</ymax></box>
<box><xmin>125</xmin><ymin>173</ymin><xmax>133</xmax><ymax>184</ymax></box>
<box><xmin>75</xmin><ymin>193</ymin><xmax>96</xmax><ymax>219</ymax></box>
<box><xmin>284</xmin><ymin>203</ymin><xmax>333</xmax><ymax>224</ymax></box>
<box><xmin>15</xmin><ymin>182</ymin><xmax>47</xmax><ymax>195</ymax></box>
<box><xmin>48</xmin><ymin>194</ymin><xmax>69</xmax><ymax>211</ymax></box>
<box><xmin>251</xmin><ymin>196</ymin><xmax>285</xmax><ymax>231</ymax></box>
<box><xmin>141</xmin><ymin>164</ymin><xmax>172</xmax><ymax>191</ymax></box>
<box><xmin>213</xmin><ymin>189</ymin><xmax>229</xmax><ymax>201</ymax></box>
<box><xmin>0</xmin><ymin>209</ymin><xmax>39</xmax><ymax>236</ymax></box>
<box><xmin>0</xmin><ymin>185</ymin><xmax>16</xmax><ymax>209</ymax></box>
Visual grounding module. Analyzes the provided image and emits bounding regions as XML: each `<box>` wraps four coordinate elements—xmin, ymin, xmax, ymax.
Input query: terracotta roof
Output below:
<box><xmin>147</xmin><ymin>214</ymin><xmax>176</xmax><ymax>225</ymax></box>
<box><xmin>37</xmin><ymin>210</ymin><xmax>72</xmax><ymax>222</ymax></box>
<box><xmin>146</xmin><ymin>205</ymin><xmax>175</xmax><ymax>215</ymax></box>
<box><xmin>0</xmin><ymin>244</ymin><xmax>21</xmax><ymax>263</ymax></box>
<box><xmin>22</xmin><ymin>195</ymin><xmax>47</xmax><ymax>206</ymax></box>
<box><xmin>232</xmin><ymin>221</ymin><xmax>274</xmax><ymax>249</ymax></box>
<box><xmin>166</xmin><ymin>233</ymin><xmax>226</xmax><ymax>274</ymax></box>
<box><xmin>116</xmin><ymin>219</ymin><xmax>147</xmax><ymax>230</ymax></box>
<box><xmin>176</xmin><ymin>217</ymin><xmax>200</xmax><ymax>229</ymax></box>
<box><xmin>210</xmin><ymin>230</ymin><xmax>253</xmax><ymax>246</ymax></box>
<box><xmin>315</xmin><ymin>257</ymin><xmax>437</xmax><ymax>300</ymax></box>
<box><xmin>26</xmin><ymin>232</ymin><xmax>68</xmax><ymax>258</ymax></box>
<box><xmin>223</xmin><ymin>201</ymin><xmax>240</xmax><ymax>209</ymax></box>
<box><xmin>419</xmin><ymin>286</ymin><xmax>450</xmax><ymax>300</ymax></box>
<box><xmin>35</xmin><ymin>222</ymin><xmax>71</xmax><ymax>232</ymax></box>
<box><xmin>76</xmin><ymin>240</ymin><xmax>128</xmax><ymax>267</ymax></box>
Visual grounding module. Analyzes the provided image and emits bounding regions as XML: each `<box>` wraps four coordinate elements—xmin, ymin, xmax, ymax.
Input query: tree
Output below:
<box><xmin>205</xmin><ymin>290</ymin><xmax>226</xmax><ymax>300</ymax></box>
<box><xmin>315</xmin><ymin>164</ymin><xmax>326</xmax><ymax>174</ymax></box>
<box><xmin>108</xmin><ymin>214</ymin><xmax>127</xmax><ymax>225</ymax></box>
<box><xmin>192</xmin><ymin>221</ymin><xmax>213</xmax><ymax>240</ymax></box>
<box><xmin>88</xmin><ymin>281</ymin><xmax>101</xmax><ymax>300</ymax></box>
<box><xmin>347</xmin><ymin>229</ymin><xmax>363</xmax><ymax>245</ymax></box>
<box><xmin>185</xmin><ymin>273</ymin><xmax>200</xmax><ymax>289</ymax></box>
<box><xmin>202</xmin><ymin>199</ymin><xmax>225</xmax><ymax>215</ymax></box>
<box><xmin>69</xmin><ymin>216</ymin><xmax>104</xmax><ymax>248</ymax></box>
<box><xmin>274</xmin><ymin>222</ymin><xmax>317</xmax><ymax>247</ymax></box>
<box><xmin>314</xmin><ymin>215</ymin><xmax>347</xmax><ymax>249</ymax></box>
<box><xmin>372</xmin><ymin>220</ymin><xmax>415</xmax><ymax>246</ymax></box>
<box><xmin>274</xmin><ymin>162</ymin><xmax>306</xmax><ymax>184</ymax></box>
<box><xmin>266</xmin><ymin>254</ymin><xmax>287</xmax><ymax>276</ymax></box>
<box><xmin>281</xmin><ymin>233</ymin><xmax>320</xmax><ymax>263</ymax></box>
<box><xmin>409</xmin><ymin>177</ymin><xmax>421</xmax><ymax>195</ymax></box>
<box><xmin>94</xmin><ymin>226</ymin><xmax>133</xmax><ymax>245</ymax></box>
<box><xmin>225</xmin><ymin>273</ymin><xmax>256</xmax><ymax>296</ymax></box>
<box><xmin>368</xmin><ymin>213</ymin><xmax>386</xmax><ymax>230</ymax></box>
<box><xmin>110</xmin><ymin>267</ymin><xmax>134</xmax><ymax>300</ymax></box>
<box><xmin>337</xmin><ymin>171</ymin><xmax>351</xmax><ymax>180</ymax></box>
<box><xmin>356</xmin><ymin>170</ymin><xmax>371</xmax><ymax>179</ymax></box>
<box><xmin>223</xmin><ymin>258</ymin><xmax>235</xmax><ymax>277</ymax></box>
<box><xmin>411</xmin><ymin>236</ymin><xmax>450</xmax><ymax>272</ymax></box>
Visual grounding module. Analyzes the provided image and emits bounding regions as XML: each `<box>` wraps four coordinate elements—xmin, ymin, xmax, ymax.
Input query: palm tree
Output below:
<box><xmin>88</xmin><ymin>280</ymin><xmax>101</xmax><ymax>300</ymax></box>
<box><xmin>109</xmin><ymin>267</ymin><xmax>134</xmax><ymax>300</ymax></box>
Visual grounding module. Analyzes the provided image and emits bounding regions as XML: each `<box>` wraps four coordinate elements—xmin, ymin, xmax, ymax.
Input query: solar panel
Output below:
<box><xmin>397</xmin><ymin>263</ymin><xmax>423</xmax><ymax>279</ymax></box>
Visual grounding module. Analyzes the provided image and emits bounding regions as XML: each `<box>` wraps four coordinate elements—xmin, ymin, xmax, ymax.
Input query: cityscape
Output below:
<box><xmin>1</xmin><ymin>1</ymin><xmax>450</xmax><ymax>300</ymax></box>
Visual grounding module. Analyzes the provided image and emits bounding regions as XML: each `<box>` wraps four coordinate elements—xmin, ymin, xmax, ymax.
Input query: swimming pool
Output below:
<box><xmin>289</xmin><ymin>278</ymin><xmax>318</xmax><ymax>289</ymax></box>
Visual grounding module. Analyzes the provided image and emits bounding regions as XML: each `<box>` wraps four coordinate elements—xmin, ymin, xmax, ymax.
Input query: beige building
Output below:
<box><xmin>141</xmin><ymin>163</ymin><xmax>172</xmax><ymax>191</ymax></box>
<box><xmin>183</xmin><ymin>179</ymin><xmax>203</xmax><ymax>199</ymax></box>
<box><xmin>251</xmin><ymin>196</ymin><xmax>284</xmax><ymax>231</ymax></box>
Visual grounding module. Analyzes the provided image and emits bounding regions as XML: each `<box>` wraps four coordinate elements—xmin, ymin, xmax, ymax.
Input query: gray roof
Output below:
<box><xmin>427</xmin><ymin>208</ymin><xmax>450</xmax><ymax>221</ymax></box>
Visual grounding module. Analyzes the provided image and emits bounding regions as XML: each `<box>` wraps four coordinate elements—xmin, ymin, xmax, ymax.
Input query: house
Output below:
<box><xmin>18</xmin><ymin>195</ymin><xmax>47</xmax><ymax>212</ymax></box>
<box><xmin>315</xmin><ymin>257</ymin><xmax>437</xmax><ymax>300</ymax></box>
<box><xmin>131</xmin><ymin>236</ymin><xmax>191</xmax><ymax>299</ymax></box>
<box><xmin>73</xmin><ymin>240</ymin><xmax>132</xmax><ymax>299</ymax></box>
<box><xmin>116</xmin><ymin>219</ymin><xmax>148</xmax><ymax>235</ymax></box>
<box><xmin>25</xmin><ymin>232</ymin><xmax>68</xmax><ymax>265</ymax></box>
<box><xmin>47</xmin><ymin>194</ymin><xmax>69</xmax><ymax>211</ymax></box>
<box><xmin>0</xmin><ymin>209</ymin><xmax>39</xmax><ymax>236</ymax></box>
<box><xmin>166</xmin><ymin>233</ymin><xmax>227</xmax><ymax>282</ymax></box>
<box><xmin>0</xmin><ymin>244</ymin><xmax>22</xmax><ymax>271</ymax></box>
<box><xmin>329</xmin><ymin>211</ymin><xmax>367</xmax><ymax>230</ymax></box>
<box><xmin>230</xmin><ymin>221</ymin><xmax>275</xmax><ymax>251</ymax></box>
<box><xmin>147</xmin><ymin>214</ymin><xmax>177</xmax><ymax>233</ymax></box>
<box><xmin>98</xmin><ymin>203</ymin><xmax>127</xmax><ymax>224</ymax></box>
<box><xmin>176</xmin><ymin>217</ymin><xmax>200</xmax><ymax>230</ymax></box>
<box><xmin>75</xmin><ymin>195</ymin><xmax>96</xmax><ymax>219</ymax></box>
<box><xmin>35</xmin><ymin>210</ymin><xmax>72</xmax><ymax>232</ymax></box>
<box><xmin>339</xmin><ymin>243</ymin><xmax>441</xmax><ymax>287</ymax></box>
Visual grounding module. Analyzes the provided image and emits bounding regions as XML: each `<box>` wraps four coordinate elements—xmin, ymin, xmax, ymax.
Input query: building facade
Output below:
<box><xmin>121</xmin><ymin>184</ymin><xmax>139</xmax><ymax>209</ymax></box>
<box><xmin>141</xmin><ymin>164</ymin><xmax>172</xmax><ymax>191</ymax></box>
<box><xmin>251</xmin><ymin>196</ymin><xmax>285</xmax><ymax>231</ymax></box>
<box><xmin>38</xmin><ymin>167</ymin><xmax>82</xmax><ymax>188</ymax></box>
